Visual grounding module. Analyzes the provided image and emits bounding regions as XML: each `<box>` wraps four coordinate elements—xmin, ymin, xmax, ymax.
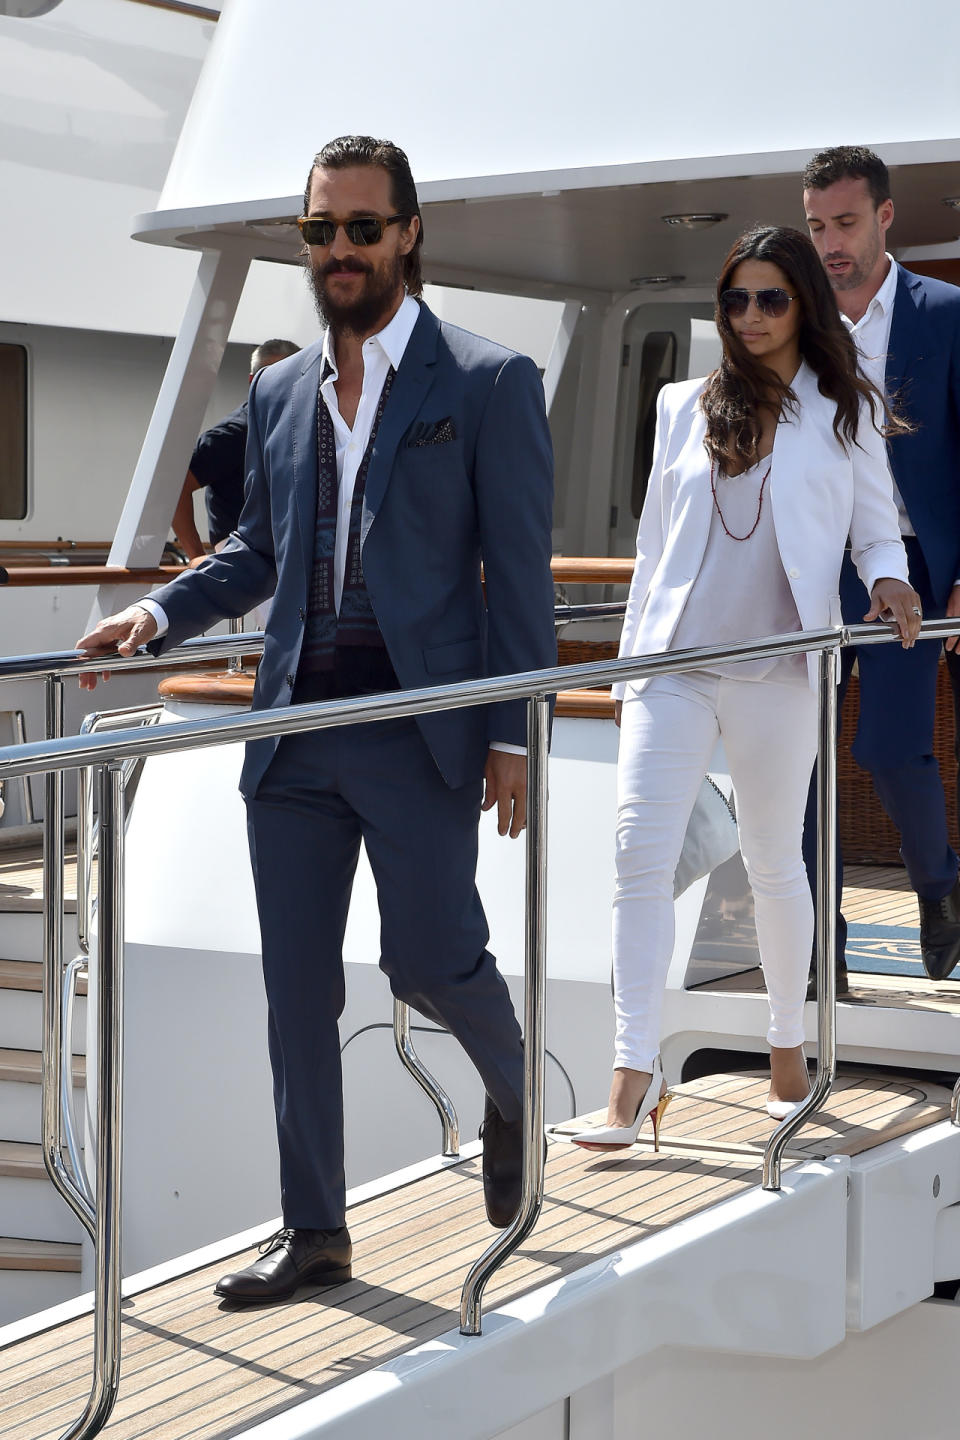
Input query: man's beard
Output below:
<box><xmin>307</xmin><ymin>252</ymin><xmax>405</xmax><ymax>336</ymax></box>
<box><xmin>826</xmin><ymin>226</ymin><xmax>884</xmax><ymax>293</ymax></box>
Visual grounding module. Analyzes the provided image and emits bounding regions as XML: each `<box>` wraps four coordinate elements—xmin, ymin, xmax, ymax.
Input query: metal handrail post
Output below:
<box><xmin>41</xmin><ymin>675</ymin><xmax>94</xmax><ymax>1234</ymax></box>
<box><xmin>227</xmin><ymin>615</ymin><xmax>244</xmax><ymax>674</ymax></box>
<box><xmin>12</xmin><ymin>709</ymin><xmax>36</xmax><ymax>823</ymax></box>
<box><xmin>392</xmin><ymin>1000</ymin><xmax>460</xmax><ymax>1157</ymax></box>
<box><xmin>77</xmin><ymin>763</ymin><xmax>95</xmax><ymax>957</ymax></box>
<box><xmin>763</xmin><ymin>643</ymin><xmax>839</xmax><ymax>1189</ymax></box>
<box><xmin>460</xmin><ymin>694</ymin><xmax>549</xmax><ymax>1335</ymax></box>
<box><xmin>62</xmin><ymin>955</ymin><xmax>93</xmax><ymax>1208</ymax></box>
<box><xmin>63</xmin><ymin>762</ymin><xmax>126</xmax><ymax>1440</ymax></box>
<box><xmin>951</xmin><ymin>1077</ymin><xmax>960</xmax><ymax>1126</ymax></box>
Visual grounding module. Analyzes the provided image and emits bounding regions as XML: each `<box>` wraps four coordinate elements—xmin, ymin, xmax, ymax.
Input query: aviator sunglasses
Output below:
<box><xmin>720</xmin><ymin>287</ymin><xmax>798</xmax><ymax>319</ymax></box>
<box><xmin>297</xmin><ymin>214</ymin><xmax>408</xmax><ymax>247</ymax></box>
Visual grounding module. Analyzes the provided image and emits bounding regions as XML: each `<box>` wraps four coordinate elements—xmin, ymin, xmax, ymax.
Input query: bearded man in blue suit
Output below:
<box><xmin>802</xmin><ymin>145</ymin><xmax>960</xmax><ymax>989</ymax></box>
<box><xmin>79</xmin><ymin>136</ymin><xmax>556</xmax><ymax>1301</ymax></box>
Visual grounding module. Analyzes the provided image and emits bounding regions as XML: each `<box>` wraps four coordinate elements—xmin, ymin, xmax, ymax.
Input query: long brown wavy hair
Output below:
<box><xmin>701</xmin><ymin>224</ymin><xmax>905</xmax><ymax>471</ymax></box>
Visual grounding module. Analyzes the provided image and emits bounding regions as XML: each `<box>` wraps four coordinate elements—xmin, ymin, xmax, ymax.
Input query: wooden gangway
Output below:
<box><xmin>1</xmin><ymin>1069</ymin><xmax>951</xmax><ymax>1440</ymax></box>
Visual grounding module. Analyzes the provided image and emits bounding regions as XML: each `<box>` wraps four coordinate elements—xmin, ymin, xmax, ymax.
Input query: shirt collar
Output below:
<box><xmin>319</xmin><ymin>293</ymin><xmax>420</xmax><ymax>383</ymax></box>
<box><xmin>850</xmin><ymin>253</ymin><xmax>898</xmax><ymax>329</ymax></box>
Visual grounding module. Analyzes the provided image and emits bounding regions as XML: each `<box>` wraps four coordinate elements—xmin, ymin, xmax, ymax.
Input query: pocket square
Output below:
<box><xmin>408</xmin><ymin>417</ymin><xmax>457</xmax><ymax>447</ymax></box>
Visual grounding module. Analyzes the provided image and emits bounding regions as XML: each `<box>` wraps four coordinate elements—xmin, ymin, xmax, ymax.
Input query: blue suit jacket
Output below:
<box><xmin>148</xmin><ymin>302</ymin><xmax>556</xmax><ymax>795</ymax></box>
<box><xmin>885</xmin><ymin>264</ymin><xmax>960</xmax><ymax>606</ymax></box>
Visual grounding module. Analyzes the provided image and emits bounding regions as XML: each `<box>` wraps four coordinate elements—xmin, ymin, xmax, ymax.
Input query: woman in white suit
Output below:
<box><xmin>573</xmin><ymin>225</ymin><xmax>921</xmax><ymax>1151</ymax></box>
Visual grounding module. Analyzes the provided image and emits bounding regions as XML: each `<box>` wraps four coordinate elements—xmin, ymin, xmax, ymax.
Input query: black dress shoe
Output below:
<box><xmin>480</xmin><ymin>1095</ymin><xmax>523</xmax><ymax>1228</ymax></box>
<box><xmin>806</xmin><ymin>951</ymin><xmax>849</xmax><ymax>1000</ymax></box>
<box><xmin>919</xmin><ymin>877</ymin><xmax>960</xmax><ymax>980</ymax></box>
<box><xmin>215</xmin><ymin>1226</ymin><xmax>352</xmax><ymax>1304</ymax></box>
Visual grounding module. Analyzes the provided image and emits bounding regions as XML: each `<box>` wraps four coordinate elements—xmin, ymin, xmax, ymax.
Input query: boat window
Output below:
<box><xmin>0</xmin><ymin>346</ymin><xmax>27</xmax><ymax>521</ymax></box>
<box><xmin>630</xmin><ymin>332</ymin><xmax>677</xmax><ymax>518</ymax></box>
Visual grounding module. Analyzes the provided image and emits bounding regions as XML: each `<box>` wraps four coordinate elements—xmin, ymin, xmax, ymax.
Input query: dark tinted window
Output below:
<box><xmin>630</xmin><ymin>332</ymin><xmax>676</xmax><ymax>518</ymax></box>
<box><xmin>0</xmin><ymin>346</ymin><xmax>27</xmax><ymax>521</ymax></box>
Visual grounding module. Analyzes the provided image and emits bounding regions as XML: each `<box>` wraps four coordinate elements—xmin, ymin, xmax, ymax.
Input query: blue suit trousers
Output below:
<box><xmin>245</xmin><ymin>712</ymin><xmax>524</xmax><ymax>1229</ymax></box>
<box><xmin>803</xmin><ymin>539</ymin><xmax>958</xmax><ymax>962</ymax></box>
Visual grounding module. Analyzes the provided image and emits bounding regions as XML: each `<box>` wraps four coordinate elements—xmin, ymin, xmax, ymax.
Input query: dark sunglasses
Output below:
<box><xmin>296</xmin><ymin>214</ymin><xmax>408</xmax><ymax>247</ymax></box>
<box><xmin>720</xmin><ymin>287</ymin><xmax>798</xmax><ymax>319</ymax></box>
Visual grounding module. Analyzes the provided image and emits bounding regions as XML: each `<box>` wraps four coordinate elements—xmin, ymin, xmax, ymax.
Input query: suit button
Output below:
<box><xmin>788</xmin><ymin>567</ymin><xmax>800</xmax><ymax>578</ymax></box>
<box><xmin>286</xmin><ymin>673</ymin><xmax>295</xmax><ymax>688</ymax></box>
<box><xmin>298</xmin><ymin>607</ymin><xmax>306</xmax><ymax>622</ymax></box>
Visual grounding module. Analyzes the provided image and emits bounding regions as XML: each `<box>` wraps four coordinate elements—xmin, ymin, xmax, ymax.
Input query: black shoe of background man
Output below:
<box><xmin>214</xmin><ymin>1225</ymin><xmax>352</xmax><ymax>1304</ymax></box>
<box><xmin>480</xmin><ymin>1095</ymin><xmax>524</xmax><ymax>1228</ymax></box>
<box><xmin>919</xmin><ymin>876</ymin><xmax>960</xmax><ymax>980</ymax></box>
<box><xmin>806</xmin><ymin>948</ymin><xmax>850</xmax><ymax>1001</ymax></box>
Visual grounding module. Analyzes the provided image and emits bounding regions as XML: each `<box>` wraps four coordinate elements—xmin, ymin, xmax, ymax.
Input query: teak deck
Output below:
<box><xmin>1</xmin><ymin>1069</ymin><xmax>952</xmax><ymax>1440</ymax></box>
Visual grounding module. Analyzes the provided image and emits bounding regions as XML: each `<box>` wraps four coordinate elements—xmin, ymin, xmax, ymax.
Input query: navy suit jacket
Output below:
<box><xmin>885</xmin><ymin>264</ymin><xmax>960</xmax><ymax>607</ymax></box>
<box><xmin>148</xmin><ymin>302</ymin><xmax>557</xmax><ymax>795</ymax></box>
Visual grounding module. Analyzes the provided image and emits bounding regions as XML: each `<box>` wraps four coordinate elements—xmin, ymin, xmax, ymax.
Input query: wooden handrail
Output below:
<box><xmin>550</xmin><ymin>557</ymin><xmax>633</xmax><ymax>584</ymax></box>
<box><xmin>1</xmin><ymin>557</ymin><xmax>630</xmax><ymax>589</ymax></box>
<box><xmin>158</xmin><ymin>671</ymin><xmax>617</xmax><ymax>718</ymax></box>
<box><xmin>0</xmin><ymin>566</ymin><xmax>185</xmax><ymax>587</ymax></box>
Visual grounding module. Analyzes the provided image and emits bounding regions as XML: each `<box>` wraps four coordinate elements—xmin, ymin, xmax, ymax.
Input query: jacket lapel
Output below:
<box><xmin>290</xmin><ymin>342</ymin><xmax>324</xmax><ymax>578</ymax></box>
<box><xmin>361</xmin><ymin>303</ymin><xmax>440</xmax><ymax>540</ymax></box>
<box><xmin>886</xmin><ymin>264</ymin><xmax>925</xmax><ymax>399</ymax></box>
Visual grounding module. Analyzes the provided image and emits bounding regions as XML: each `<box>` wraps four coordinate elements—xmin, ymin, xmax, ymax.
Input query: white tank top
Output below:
<box><xmin>670</xmin><ymin>456</ymin><xmax>805</xmax><ymax>681</ymax></box>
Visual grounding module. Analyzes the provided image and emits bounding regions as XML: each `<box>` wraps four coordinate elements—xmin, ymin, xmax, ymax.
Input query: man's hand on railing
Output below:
<box><xmin>75</xmin><ymin>605</ymin><xmax>159</xmax><ymax>691</ymax></box>
<box><xmin>482</xmin><ymin>749</ymin><xmax>527</xmax><ymax>839</ymax></box>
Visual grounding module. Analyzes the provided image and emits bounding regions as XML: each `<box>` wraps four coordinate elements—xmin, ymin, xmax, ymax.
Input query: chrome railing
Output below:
<box><xmin>392</xmin><ymin>999</ymin><xmax>460</xmax><ymax>1157</ymax></box>
<box><xmin>61</xmin><ymin>704</ymin><xmax>166</xmax><ymax>1207</ymax></box>
<box><xmin>2</xmin><ymin>617</ymin><xmax>960</xmax><ymax>1437</ymax></box>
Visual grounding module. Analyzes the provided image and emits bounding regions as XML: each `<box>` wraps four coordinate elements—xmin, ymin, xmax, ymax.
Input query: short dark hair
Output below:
<box><xmin>250</xmin><ymin>338</ymin><xmax>300</xmax><ymax>373</ymax></box>
<box><xmin>303</xmin><ymin>135</ymin><xmax>424</xmax><ymax>298</ymax></box>
<box><xmin>801</xmin><ymin>146</ymin><xmax>890</xmax><ymax>208</ymax></box>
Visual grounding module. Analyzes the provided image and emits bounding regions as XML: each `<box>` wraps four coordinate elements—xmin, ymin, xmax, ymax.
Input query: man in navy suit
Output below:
<box><xmin>801</xmin><ymin>145</ymin><xmax>960</xmax><ymax>988</ymax></box>
<box><xmin>78</xmin><ymin>135</ymin><xmax>557</xmax><ymax>1301</ymax></box>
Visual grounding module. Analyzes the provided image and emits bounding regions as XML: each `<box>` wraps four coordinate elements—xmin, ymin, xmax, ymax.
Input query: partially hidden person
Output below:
<box><xmin>801</xmin><ymin>146</ymin><xmax>960</xmax><ymax>991</ymax></box>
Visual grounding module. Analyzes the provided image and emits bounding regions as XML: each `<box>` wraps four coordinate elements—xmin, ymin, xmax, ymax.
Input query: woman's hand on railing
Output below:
<box><xmin>75</xmin><ymin>606</ymin><xmax>159</xmax><ymax>690</ymax></box>
<box><xmin>865</xmin><ymin>577</ymin><xmax>924</xmax><ymax>648</ymax></box>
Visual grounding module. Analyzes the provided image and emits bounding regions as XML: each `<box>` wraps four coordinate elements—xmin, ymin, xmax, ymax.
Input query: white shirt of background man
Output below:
<box><xmin>841</xmin><ymin>253</ymin><xmax>912</xmax><ymax>536</ymax></box>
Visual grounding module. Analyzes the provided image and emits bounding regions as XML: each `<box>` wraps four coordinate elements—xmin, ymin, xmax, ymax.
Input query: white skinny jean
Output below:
<box><xmin>613</xmin><ymin>669</ymin><xmax>819</xmax><ymax>1073</ymax></box>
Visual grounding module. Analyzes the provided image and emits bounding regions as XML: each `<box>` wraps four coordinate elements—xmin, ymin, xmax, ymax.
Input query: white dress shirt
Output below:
<box><xmin>841</xmin><ymin>254</ymin><xmax>912</xmax><ymax>536</ymax></box>
<box><xmin>320</xmin><ymin>293</ymin><xmax>420</xmax><ymax>609</ymax></box>
<box><xmin>143</xmin><ymin>294</ymin><xmax>421</xmax><ymax>636</ymax></box>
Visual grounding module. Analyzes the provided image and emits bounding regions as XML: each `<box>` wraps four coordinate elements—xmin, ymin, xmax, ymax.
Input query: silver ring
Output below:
<box><xmin>912</xmin><ymin>606</ymin><xmax>923</xmax><ymax>617</ymax></box>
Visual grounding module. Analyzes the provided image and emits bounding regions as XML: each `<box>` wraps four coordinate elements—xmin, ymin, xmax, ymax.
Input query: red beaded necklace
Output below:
<box><xmin>709</xmin><ymin>457</ymin><xmax>771</xmax><ymax>541</ymax></box>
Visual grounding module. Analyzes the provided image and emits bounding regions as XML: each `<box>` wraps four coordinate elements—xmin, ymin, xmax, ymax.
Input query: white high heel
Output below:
<box><xmin>767</xmin><ymin>1047</ymin><xmax>810</xmax><ymax>1119</ymax></box>
<box><xmin>571</xmin><ymin>1057</ymin><xmax>673</xmax><ymax>1152</ymax></box>
<box><xmin>765</xmin><ymin>1098</ymin><xmax>805</xmax><ymax>1120</ymax></box>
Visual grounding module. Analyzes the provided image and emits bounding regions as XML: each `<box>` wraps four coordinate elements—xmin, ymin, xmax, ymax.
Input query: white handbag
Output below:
<box><xmin>673</xmin><ymin>775</ymin><xmax>739</xmax><ymax>898</ymax></box>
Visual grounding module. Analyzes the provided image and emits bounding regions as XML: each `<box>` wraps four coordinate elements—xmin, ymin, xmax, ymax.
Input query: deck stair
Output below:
<box><xmin>1</xmin><ymin>1067</ymin><xmax>955</xmax><ymax>1440</ymax></box>
<box><xmin>0</xmin><ymin>918</ymin><xmax>87</xmax><ymax>1323</ymax></box>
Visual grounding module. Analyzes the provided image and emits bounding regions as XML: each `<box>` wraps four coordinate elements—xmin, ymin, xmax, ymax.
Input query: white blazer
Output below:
<box><xmin>615</xmin><ymin>363</ymin><xmax>910</xmax><ymax>695</ymax></box>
